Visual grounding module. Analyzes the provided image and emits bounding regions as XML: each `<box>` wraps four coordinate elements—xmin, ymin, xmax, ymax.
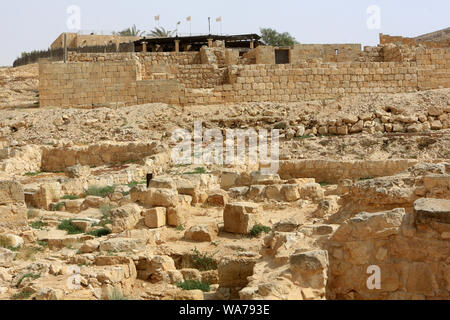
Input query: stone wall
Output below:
<box><xmin>40</xmin><ymin>142</ymin><xmax>159</xmax><ymax>172</ymax></box>
<box><xmin>40</xmin><ymin>47</ymin><xmax>450</xmax><ymax>108</ymax></box>
<box><xmin>290</xmin><ymin>44</ymin><xmax>362</xmax><ymax>63</ymax></box>
<box><xmin>39</xmin><ymin>61</ymin><xmax>138</xmax><ymax>108</ymax></box>
<box><xmin>417</xmin><ymin>48</ymin><xmax>450</xmax><ymax>90</ymax></box>
<box><xmin>380</xmin><ymin>33</ymin><xmax>450</xmax><ymax>48</ymax></box>
<box><xmin>327</xmin><ymin>201</ymin><xmax>450</xmax><ymax>299</ymax></box>
<box><xmin>51</xmin><ymin>33</ymin><xmax>140</xmax><ymax>50</ymax></box>
<box><xmin>277</xmin><ymin>160</ymin><xmax>418</xmax><ymax>184</ymax></box>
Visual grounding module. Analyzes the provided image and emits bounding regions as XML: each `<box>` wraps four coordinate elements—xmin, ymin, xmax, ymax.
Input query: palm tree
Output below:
<box><xmin>147</xmin><ymin>27</ymin><xmax>174</xmax><ymax>38</ymax></box>
<box><xmin>114</xmin><ymin>24</ymin><xmax>145</xmax><ymax>37</ymax></box>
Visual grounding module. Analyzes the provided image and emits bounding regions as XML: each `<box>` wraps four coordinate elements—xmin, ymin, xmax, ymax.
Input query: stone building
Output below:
<box><xmin>39</xmin><ymin>31</ymin><xmax>450</xmax><ymax>108</ymax></box>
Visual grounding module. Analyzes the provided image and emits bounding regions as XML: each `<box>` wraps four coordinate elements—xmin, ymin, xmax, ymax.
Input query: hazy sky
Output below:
<box><xmin>0</xmin><ymin>0</ymin><xmax>448</xmax><ymax>66</ymax></box>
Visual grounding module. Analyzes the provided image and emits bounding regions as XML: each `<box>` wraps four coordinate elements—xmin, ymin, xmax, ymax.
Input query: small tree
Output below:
<box><xmin>114</xmin><ymin>24</ymin><xmax>145</xmax><ymax>37</ymax></box>
<box><xmin>147</xmin><ymin>27</ymin><xmax>174</xmax><ymax>38</ymax></box>
<box><xmin>260</xmin><ymin>28</ymin><xmax>298</xmax><ymax>46</ymax></box>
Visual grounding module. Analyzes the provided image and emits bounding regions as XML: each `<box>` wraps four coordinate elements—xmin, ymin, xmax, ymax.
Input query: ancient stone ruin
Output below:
<box><xmin>0</xmin><ymin>29</ymin><xmax>449</xmax><ymax>301</ymax></box>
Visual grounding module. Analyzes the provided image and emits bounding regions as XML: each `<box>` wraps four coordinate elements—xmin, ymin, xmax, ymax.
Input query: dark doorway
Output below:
<box><xmin>275</xmin><ymin>49</ymin><xmax>290</xmax><ymax>64</ymax></box>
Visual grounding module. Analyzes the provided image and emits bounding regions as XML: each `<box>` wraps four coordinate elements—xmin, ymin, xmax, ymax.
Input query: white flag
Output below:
<box><xmin>216</xmin><ymin>16</ymin><xmax>222</xmax><ymax>22</ymax></box>
<box><xmin>186</xmin><ymin>16</ymin><xmax>191</xmax><ymax>22</ymax></box>
<box><xmin>155</xmin><ymin>15</ymin><xmax>160</xmax><ymax>21</ymax></box>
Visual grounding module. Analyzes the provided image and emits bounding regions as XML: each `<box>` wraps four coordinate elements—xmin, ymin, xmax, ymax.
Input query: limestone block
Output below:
<box><xmin>110</xmin><ymin>203</ymin><xmax>143</xmax><ymax>233</ymax></box>
<box><xmin>184</xmin><ymin>224</ymin><xmax>218</xmax><ymax>242</ymax></box>
<box><xmin>144</xmin><ymin>207</ymin><xmax>167</xmax><ymax>228</ymax></box>
<box><xmin>144</xmin><ymin>188</ymin><xmax>178</xmax><ymax>208</ymax></box>
<box><xmin>223</xmin><ymin>202</ymin><xmax>259</xmax><ymax>234</ymax></box>
<box><xmin>414</xmin><ymin>198</ymin><xmax>450</xmax><ymax>224</ymax></box>
<box><xmin>0</xmin><ymin>180</ymin><xmax>24</xmax><ymax>205</ymax></box>
<box><xmin>218</xmin><ymin>256</ymin><xmax>257</xmax><ymax>288</ymax></box>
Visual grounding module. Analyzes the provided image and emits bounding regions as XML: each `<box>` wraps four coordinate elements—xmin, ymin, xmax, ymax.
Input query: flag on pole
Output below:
<box><xmin>216</xmin><ymin>16</ymin><xmax>222</xmax><ymax>22</ymax></box>
<box><xmin>186</xmin><ymin>16</ymin><xmax>191</xmax><ymax>22</ymax></box>
<box><xmin>154</xmin><ymin>15</ymin><xmax>160</xmax><ymax>21</ymax></box>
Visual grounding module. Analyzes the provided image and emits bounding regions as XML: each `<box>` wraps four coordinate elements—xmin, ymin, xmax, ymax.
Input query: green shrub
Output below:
<box><xmin>94</xmin><ymin>204</ymin><xmax>114</xmax><ymax>227</ymax></box>
<box><xmin>296</xmin><ymin>135</ymin><xmax>312</xmax><ymax>140</ymax></box>
<box><xmin>31</xmin><ymin>220</ymin><xmax>47</xmax><ymax>230</ymax></box>
<box><xmin>61</xmin><ymin>195</ymin><xmax>79</xmax><ymax>200</ymax></box>
<box><xmin>177</xmin><ymin>280</ymin><xmax>210</xmax><ymax>292</ymax></box>
<box><xmin>184</xmin><ymin>167</ymin><xmax>207</xmax><ymax>175</ymax></box>
<box><xmin>319</xmin><ymin>182</ymin><xmax>329</xmax><ymax>187</ymax></box>
<box><xmin>85</xmin><ymin>185</ymin><xmax>115</xmax><ymax>198</ymax></box>
<box><xmin>36</xmin><ymin>240</ymin><xmax>48</xmax><ymax>248</ymax></box>
<box><xmin>12</xmin><ymin>290</ymin><xmax>33</xmax><ymax>300</ymax></box>
<box><xmin>57</xmin><ymin>220</ymin><xmax>83</xmax><ymax>235</ymax></box>
<box><xmin>249</xmin><ymin>225</ymin><xmax>272</xmax><ymax>238</ymax></box>
<box><xmin>127</xmin><ymin>180</ymin><xmax>146</xmax><ymax>188</ymax></box>
<box><xmin>16</xmin><ymin>273</ymin><xmax>40</xmax><ymax>287</ymax></box>
<box><xmin>52</xmin><ymin>202</ymin><xmax>65</xmax><ymax>212</ymax></box>
<box><xmin>190</xmin><ymin>248</ymin><xmax>218</xmax><ymax>271</ymax></box>
<box><xmin>24</xmin><ymin>171</ymin><xmax>42</xmax><ymax>177</ymax></box>
<box><xmin>86</xmin><ymin>228</ymin><xmax>111</xmax><ymax>238</ymax></box>
<box><xmin>176</xmin><ymin>225</ymin><xmax>185</xmax><ymax>231</ymax></box>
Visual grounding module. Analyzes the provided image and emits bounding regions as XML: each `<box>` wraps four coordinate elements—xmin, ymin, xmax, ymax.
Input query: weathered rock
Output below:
<box><xmin>333</xmin><ymin>208</ymin><xmax>405</xmax><ymax>241</ymax></box>
<box><xmin>110</xmin><ymin>204</ymin><xmax>143</xmax><ymax>233</ymax></box>
<box><xmin>273</xmin><ymin>218</ymin><xmax>302</xmax><ymax>232</ymax></box>
<box><xmin>144</xmin><ymin>207</ymin><xmax>167</xmax><ymax>228</ymax></box>
<box><xmin>149</xmin><ymin>177</ymin><xmax>176</xmax><ymax>190</ymax></box>
<box><xmin>218</xmin><ymin>256</ymin><xmax>257</xmax><ymax>288</ymax></box>
<box><xmin>0</xmin><ymin>248</ymin><xmax>14</xmax><ymax>263</ymax></box>
<box><xmin>299</xmin><ymin>183</ymin><xmax>324</xmax><ymax>202</ymax></box>
<box><xmin>430</xmin><ymin>120</ymin><xmax>443</xmax><ymax>130</ymax></box>
<box><xmin>206</xmin><ymin>190</ymin><xmax>229</xmax><ymax>207</ymax></box>
<box><xmin>181</xmin><ymin>268</ymin><xmax>202</xmax><ymax>281</ymax></box>
<box><xmin>129</xmin><ymin>185</ymin><xmax>147</xmax><ymax>203</ymax></box>
<box><xmin>220</xmin><ymin>171</ymin><xmax>240</xmax><ymax>190</ymax></box>
<box><xmin>144</xmin><ymin>188</ymin><xmax>178</xmax><ymax>208</ymax></box>
<box><xmin>100</xmin><ymin>237</ymin><xmax>146</xmax><ymax>252</ymax></box>
<box><xmin>83</xmin><ymin>196</ymin><xmax>110</xmax><ymax>209</ymax></box>
<box><xmin>184</xmin><ymin>224</ymin><xmax>218</xmax><ymax>242</ymax></box>
<box><xmin>281</xmin><ymin>184</ymin><xmax>301</xmax><ymax>202</ymax></box>
<box><xmin>136</xmin><ymin>255</ymin><xmax>176</xmax><ymax>282</ymax></box>
<box><xmin>0</xmin><ymin>234</ymin><xmax>24</xmax><ymax>249</ymax></box>
<box><xmin>414</xmin><ymin>198</ymin><xmax>450</xmax><ymax>224</ymax></box>
<box><xmin>290</xmin><ymin>250</ymin><xmax>329</xmax><ymax>294</ymax></box>
<box><xmin>0</xmin><ymin>180</ymin><xmax>24</xmax><ymax>205</ymax></box>
<box><xmin>37</xmin><ymin>182</ymin><xmax>61</xmax><ymax>210</ymax></box>
<box><xmin>223</xmin><ymin>202</ymin><xmax>259</xmax><ymax>234</ymax></box>
<box><xmin>80</xmin><ymin>239</ymin><xmax>100</xmax><ymax>253</ymax></box>
<box><xmin>167</xmin><ymin>207</ymin><xmax>186</xmax><ymax>227</ymax></box>
<box><xmin>64</xmin><ymin>199</ymin><xmax>84</xmax><ymax>213</ymax></box>
<box><xmin>202</xmin><ymin>270</ymin><xmax>219</xmax><ymax>285</ymax></box>
<box><xmin>35</xmin><ymin>288</ymin><xmax>64</xmax><ymax>300</ymax></box>
<box><xmin>109</xmin><ymin>192</ymin><xmax>124</xmax><ymax>202</ymax></box>
<box><xmin>66</xmin><ymin>165</ymin><xmax>91</xmax><ymax>178</ymax></box>
<box><xmin>428</xmin><ymin>106</ymin><xmax>444</xmax><ymax>116</ymax></box>
<box><xmin>70</xmin><ymin>220</ymin><xmax>91</xmax><ymax>232</ymax></box>
<box><xmin>47</xmin><ymin>234</ymin><xmax>94</xmax><ymax>250</ymax></box>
